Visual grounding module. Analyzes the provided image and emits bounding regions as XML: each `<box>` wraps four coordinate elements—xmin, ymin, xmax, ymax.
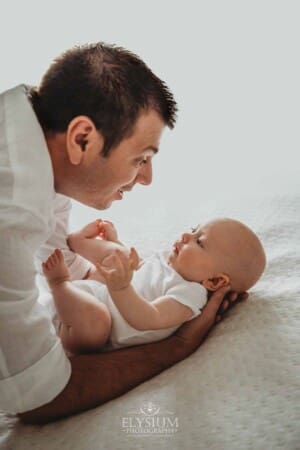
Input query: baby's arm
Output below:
<box><xmin>112</xmin><ymin>289</ymin><xmax>194</xmax><ymax>330</ymax></box>
<box><xmin>97</xmin><ymin>250</ymin><xmax>194</xmax><ymax>330</ymax></box>
<box><xmin>68</xmin><ymin>220</ymin><xmax>130</xmax><ymax>268</ymax></box>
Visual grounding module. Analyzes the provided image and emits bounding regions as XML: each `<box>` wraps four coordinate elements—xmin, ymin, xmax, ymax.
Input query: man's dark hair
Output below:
<box><xmin>30</xmin><ymin>42</ymin><xmax>177</xmax><ymax>156</ymax></box>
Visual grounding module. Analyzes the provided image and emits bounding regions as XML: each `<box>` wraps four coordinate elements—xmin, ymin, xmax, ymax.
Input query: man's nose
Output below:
<box><xmin>136</xmin><ymin>161</ymin><xmax>153</xmax><ymax>186</ymax></box>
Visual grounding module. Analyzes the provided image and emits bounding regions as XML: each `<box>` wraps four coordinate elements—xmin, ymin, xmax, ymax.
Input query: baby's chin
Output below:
<box><xmin>166</xmin><ymin>251</ymin><xmax>175</xmax><ymax>267</ymax></box>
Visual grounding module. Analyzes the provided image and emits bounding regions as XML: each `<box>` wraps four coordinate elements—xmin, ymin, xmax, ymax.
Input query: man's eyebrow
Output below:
<box><xmin>144</xmin><ymin>146</ymin><xmax>159</xmax><ymax>154</ymax></box>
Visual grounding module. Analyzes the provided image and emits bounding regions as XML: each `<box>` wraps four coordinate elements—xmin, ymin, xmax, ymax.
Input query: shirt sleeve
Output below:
<box><xmin>35</xmin><ymin>193</ymin><xmax>92</xmax><ymax>280</ymax></box>
<box><xmin>166</xmin><ymin>281</ymin><xmax>208</xmax><ymax>319</ymax></box>
<box><xmin>0</xmin><ymin>206</ymin><xmax>71</xmax><ymax>413</ymax></box>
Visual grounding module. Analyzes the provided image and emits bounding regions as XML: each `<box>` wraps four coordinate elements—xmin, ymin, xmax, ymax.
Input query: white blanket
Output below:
<box><xmin>1</xmin><ymin>192</ymin><xmax>299</xmax><ymax>450</ymax></box>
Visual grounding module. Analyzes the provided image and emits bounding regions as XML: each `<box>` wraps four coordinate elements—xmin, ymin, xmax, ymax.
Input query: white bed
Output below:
<box><xmin>1</xmin><ymin>191</ymin><xmax>299</xmax><ymax>450</ymax></box>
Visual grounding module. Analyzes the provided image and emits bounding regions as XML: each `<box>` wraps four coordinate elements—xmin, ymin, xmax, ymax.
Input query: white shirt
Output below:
<box><xmin>73</xmin><ymin>251</ymin><xmax>207</xmax><ymax>350</ymax></box>
<box><xmin>0</xmin><ymin>85</ymin><xmax>91</xmax><ymax>413</ymax></box>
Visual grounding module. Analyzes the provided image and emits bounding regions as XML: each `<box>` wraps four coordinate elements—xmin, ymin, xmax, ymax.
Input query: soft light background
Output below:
<box><xmin>1</xmin><ymin>1</ymin><xmax>299</xmax><ymax>235</ymax></box>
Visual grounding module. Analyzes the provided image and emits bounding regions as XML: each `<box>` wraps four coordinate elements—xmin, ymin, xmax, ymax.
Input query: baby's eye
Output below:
<box><xmin>197</xmin><ymin>238</ymin><xmax>204</xmax><ymax>248</ymax></box>
<box><xmin>190</xmin><ymin>226</ymin><xmax>197</xmax><ymax>233</ymax></box>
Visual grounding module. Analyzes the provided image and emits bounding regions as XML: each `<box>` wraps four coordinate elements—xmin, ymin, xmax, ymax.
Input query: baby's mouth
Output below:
<box><xmin>173</xmin><ymin>243</ymin><xmax>180</xmax><ymax>255</ymax></box>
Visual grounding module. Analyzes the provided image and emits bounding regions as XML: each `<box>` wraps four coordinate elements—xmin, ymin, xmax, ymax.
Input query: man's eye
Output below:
<box><xmin>136</xmin><ymin>158</ymin><xmax>147</xmax><ymax>167</ymax></box>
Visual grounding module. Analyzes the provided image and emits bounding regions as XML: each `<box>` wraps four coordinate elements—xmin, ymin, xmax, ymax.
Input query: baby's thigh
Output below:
<box><xmin>59</xmin><ymin>303</ymin><xmax>112</xmax><ymax>354</ymax></box>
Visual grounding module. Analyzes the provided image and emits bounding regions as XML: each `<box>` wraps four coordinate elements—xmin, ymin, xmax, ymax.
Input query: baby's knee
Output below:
<box><xmin>90</xmin><ymin>303</ymin><xmax>112</xmax><ymax>344</ymax></box>
<box><xmin>60</xmin><ymin>304</ymin><xmax>112</xmax><ymax>354</ymax></box>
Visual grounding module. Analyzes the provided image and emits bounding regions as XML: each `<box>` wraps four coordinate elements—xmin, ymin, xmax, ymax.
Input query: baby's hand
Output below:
<box><xmin>98</xmin><ymin>220</ymin><xmax>119</xmax><ymax>242</ymax></box>
<box><xmin>96</xmin><ymin>247</ymin><xmax>139</xmax><ymax>291</ymax></box>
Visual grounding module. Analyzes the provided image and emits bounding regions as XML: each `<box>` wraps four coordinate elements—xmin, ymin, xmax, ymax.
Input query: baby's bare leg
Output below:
<box><xmin>75</xmin><ymin>219</ymin><xmax>102</xmax><ymax>239</ymax></box>
<box><xmin>68</xmin><ymin>225</ymin><xmax>126</xmax><ymax>268</ymax></box>
<box><xmin>43</xmin><ymin>249</ymin><xmax>111</xmax><ymax>354</ymax></box>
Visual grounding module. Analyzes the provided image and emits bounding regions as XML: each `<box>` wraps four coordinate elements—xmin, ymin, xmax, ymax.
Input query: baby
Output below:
<box><xmin>43</xmin><ymin>218</ymin><xmax>266</xmax><ymax>354</ymax></box>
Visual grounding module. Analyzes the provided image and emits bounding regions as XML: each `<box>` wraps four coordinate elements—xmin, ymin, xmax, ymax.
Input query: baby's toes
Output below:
<box><xmin>54</xmin><ymin>248</ymin><xmax>63</xmax><ymax>262</ymax></box>
<box><xmin>49</xmin><ymin>255</ymin><xmax>57</xmax><ymax>267</ymax></box>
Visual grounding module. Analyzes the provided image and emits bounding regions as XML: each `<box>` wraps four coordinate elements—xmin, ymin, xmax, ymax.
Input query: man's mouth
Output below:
<box><xmin>116</xmin><ymin>187</ymin><xmax>133</xmax><ymax>200</ymax></box>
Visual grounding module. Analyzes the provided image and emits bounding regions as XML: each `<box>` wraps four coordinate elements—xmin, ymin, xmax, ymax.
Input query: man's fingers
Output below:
<box><xmin>215</xmin><ymin>290</ymin><xmax>249</xmax><ymax>322</ymax></box>
<box><xmin>209</xmin><ymin>285</ymin><xmax>232</xmax><ymax>306</ymax></box>
<box><xmin>220</xmin><ymin>300</ymin><xmax>229</xmax><ymax>311</ymax></box>
<box><xmin>228</xmin><ymin>291</ymin><xmax>238</xmax><ymax>302</ymax></box>
<box><xmin>203</xmin><ymin>285</ymin><xmax>232</xmax><ymax>319</ymax></box>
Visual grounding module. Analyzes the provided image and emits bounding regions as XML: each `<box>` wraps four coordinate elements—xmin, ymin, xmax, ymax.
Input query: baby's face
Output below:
<box><xmin>168</xmin><ymin>220</ymin><xmax>228</xmax><ymax>284</ymax></box>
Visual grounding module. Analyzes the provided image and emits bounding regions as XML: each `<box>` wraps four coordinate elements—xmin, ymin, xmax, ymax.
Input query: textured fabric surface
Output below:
<box><xmin>0</xmin><ymin>193</ymin><xmax>299</xmax><ymax>450</ymax></box>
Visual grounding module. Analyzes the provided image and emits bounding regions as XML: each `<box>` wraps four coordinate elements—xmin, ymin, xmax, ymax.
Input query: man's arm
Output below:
<box><xmin>0</xmin><ymin>206</ymin><xmax>72</xmax><ymax>415</ymax></box>
<box><xmin>18</xmin><ymin>285</ymin><xmax>231</xmax><ymax>425</ymax></box>
<box><xmin>35</xmin><ymin>194</ymin><xmax>92</xmax><ymax>280</ymax></box>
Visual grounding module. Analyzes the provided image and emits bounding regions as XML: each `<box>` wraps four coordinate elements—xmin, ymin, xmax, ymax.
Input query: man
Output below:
<box><xmin>0</xmin><ymin>43</ymin><xmax>244</xmax><ymax>424</ymax></box>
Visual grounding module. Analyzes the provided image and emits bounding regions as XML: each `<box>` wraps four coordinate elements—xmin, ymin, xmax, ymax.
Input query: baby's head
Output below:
<box><xmin>168</xmin><ymin>218</ymin><xmax>266</xmax><ymax>293</ymax></box>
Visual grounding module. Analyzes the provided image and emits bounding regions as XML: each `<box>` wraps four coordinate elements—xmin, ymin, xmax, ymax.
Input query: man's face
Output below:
<box><xmin>76</xmin><ymin>109</ymin><xmax>165</xmax><ymax>209</ymax></box>
<box><xmin>168</xmin><ymin>221</ymin><xmax>228</xmax><ymax>283</ymax></box>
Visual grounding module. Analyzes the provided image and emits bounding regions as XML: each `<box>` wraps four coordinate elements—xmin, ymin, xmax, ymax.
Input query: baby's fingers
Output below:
<box><xmin>96</xmin><ymin>262</ymin><xmax>116</xmax><ymax>278</ymax></box>
<box><xmin>98</xmin><ymin>220</ymin><xmax>106</xmax><ymax>238</ymax></box>
<box><xmin>129</xmin><ymin>247</ymin><xmax>139</xmax><ymax>270</ymax></box>
<box><xmin>115</xmin><ymin>249</ymin><xmax>131</xmax><ymax>268</ymax></box>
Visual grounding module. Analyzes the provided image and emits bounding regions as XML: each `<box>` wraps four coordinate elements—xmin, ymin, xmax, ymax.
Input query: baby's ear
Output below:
<box><xmin>202</xmin><ymin>274</ymin><xmax>230</xmax><ymax>291</ymax></box>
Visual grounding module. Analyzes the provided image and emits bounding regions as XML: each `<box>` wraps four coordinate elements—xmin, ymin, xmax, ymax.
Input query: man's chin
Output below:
<box><xmin>93</xmin><ymin>201</ymin><xmax>112</xmax><ymax>210</ymax></box>
<box><xmin>76</xmin><ymin>198</ymin><xmax>111</xmax><ymax>211</ymax></box>
<box><xmin>96</xmin><ymin>197</ymin><xmax>115</xmax><ymax>210</ymax></box>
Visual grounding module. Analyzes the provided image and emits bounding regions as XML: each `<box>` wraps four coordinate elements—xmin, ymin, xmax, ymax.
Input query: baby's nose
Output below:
<box><xmin>181</xmin><ymin>232</ymin><xmax>191</xmax><ymax>243</ymax></box>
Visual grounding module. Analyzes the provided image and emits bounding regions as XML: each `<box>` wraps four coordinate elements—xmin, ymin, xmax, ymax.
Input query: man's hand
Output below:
<box><xmin>215</xmin><ymin>291</ymin><xmax>249</xmax><ymax>323</ymax></box>
<box><xmin>96</xmin><ymin>247</ymin><xmax>139</xmax><ymax>291</ymax></box>
<box><xmin>17</xmin><ymin>283</ymin><xmax>246</xmax><ymax>426</ymax></box>
<box><xmin>174</xmin><ymin>286</ymin><xmax>248</xmax><ymax>352</ymax></box>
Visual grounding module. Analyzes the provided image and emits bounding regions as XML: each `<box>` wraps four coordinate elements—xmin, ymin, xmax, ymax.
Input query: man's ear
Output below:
<box><xmin>202</xmin><ymin>274</ymin><xmax>230</xmax><ymax>291</ymax></box>
<box><xmin>65</xmin><ymin>116</ymin><xmax>103</xmax><ymax>165</ymax></box>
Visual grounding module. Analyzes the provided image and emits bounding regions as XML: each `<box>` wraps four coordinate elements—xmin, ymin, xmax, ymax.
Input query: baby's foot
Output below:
<box><xmin>80</xmin><ymin>220</ymin><xmax>103</xmax><ymax>238</ymax></box>
<box><xmin>42</xmin><ymin>249</ymin><xmax>71</xmax><ymax>287</ymax></box>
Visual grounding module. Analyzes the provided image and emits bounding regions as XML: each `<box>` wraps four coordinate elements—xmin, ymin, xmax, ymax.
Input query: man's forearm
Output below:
<box><xmin>18</xmin><ymin>335</ymin><xmax>191</xmax><ymax>425</ymax></box>
<box><xmin>18</xmin><ymin>286</ymin><xmax>230</xmax><ymax>425</ymax></box>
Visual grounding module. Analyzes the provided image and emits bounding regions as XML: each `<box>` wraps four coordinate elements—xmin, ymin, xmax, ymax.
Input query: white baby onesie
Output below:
<box><xmin>73</xmin><ymin>251</ymin><xmax>207</xmax><ymax>350</ymax></box>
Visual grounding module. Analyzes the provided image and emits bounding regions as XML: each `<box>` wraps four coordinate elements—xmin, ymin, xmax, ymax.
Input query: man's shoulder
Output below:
<box><xmin>0</xmin><ymin>84</ymin><xmax>27</xmax><ymax>102</ymax></box>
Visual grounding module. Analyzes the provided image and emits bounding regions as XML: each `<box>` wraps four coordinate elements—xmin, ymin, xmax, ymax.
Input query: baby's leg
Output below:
<box><xmin>68</xmin><ymin>222</ymin><xmax>126</xmax><ymax>268</ymax></box>
<box><xmin>74</xmin><ymin>219</ymin><xmax>102</xmax><ymax>239</ymax></box>
<box><xmin>43</xmin><ymin>249</ymin><xmax>111</xmax><ymax>354</ymax></box>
